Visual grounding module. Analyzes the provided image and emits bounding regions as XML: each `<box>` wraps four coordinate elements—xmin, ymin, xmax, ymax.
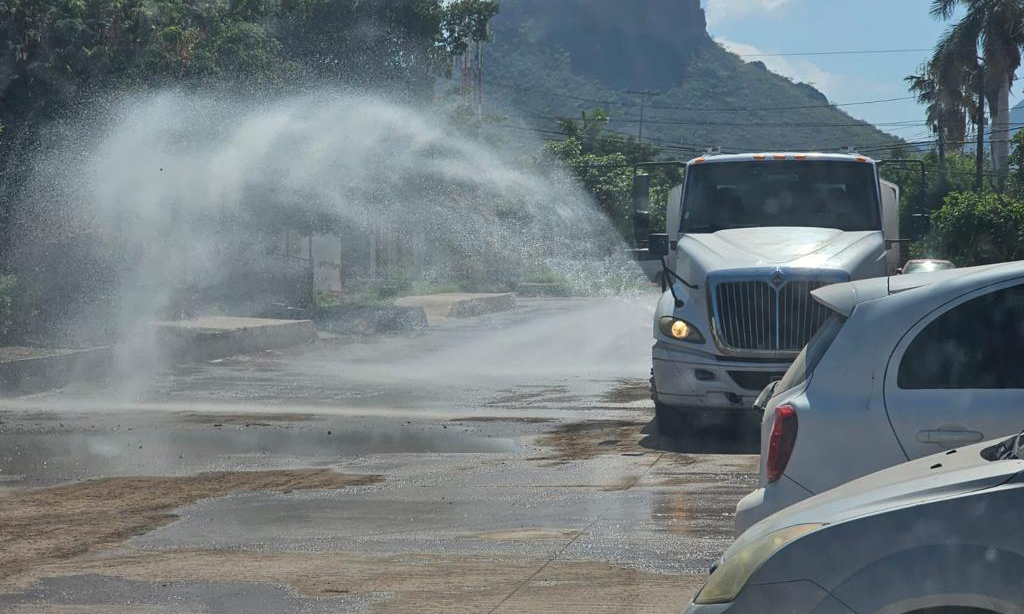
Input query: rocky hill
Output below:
<box><xmin>484</xmin><ymin>0</ymin><xmax>902</xmax><ymax>155</ymax></box>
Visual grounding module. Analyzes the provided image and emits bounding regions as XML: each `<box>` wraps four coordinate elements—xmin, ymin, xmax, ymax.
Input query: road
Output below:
<box><xmin>0</xmin><ymin>297</ymin><xmax>759</xmax><ymax>614</ymax></box>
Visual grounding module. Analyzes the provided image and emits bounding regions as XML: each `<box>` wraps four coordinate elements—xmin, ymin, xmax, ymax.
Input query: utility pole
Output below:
<box><xmin>460</xmin><ymin>39</ymin><xmax>485</xmax><ymax>122</ymax></box>
<box><xmin>937</xmin><ymin>114</ymin><xmax>945</xmax><ymax>174</ymax></box>
<box><xmin>976</xmin><ymin>62</ymin><xmax>986</xmax><ymax>191</ymax></box>
<box><xmin>626</xmin><ymin>90</ymin><xmax>661</xmax><ymax>144</ymax></box>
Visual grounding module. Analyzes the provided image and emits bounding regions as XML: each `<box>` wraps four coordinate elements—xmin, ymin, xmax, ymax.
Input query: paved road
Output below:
<box><xmin>0</xmin><ymin>298</ymin><xmax>759</xmax><ymax>614</ymax></box>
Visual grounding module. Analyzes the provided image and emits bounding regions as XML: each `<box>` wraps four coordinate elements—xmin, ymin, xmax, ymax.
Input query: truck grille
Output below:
<box><xmin>713</xmin><ymin>278</ymin><xmax>837</xmax><ymax>352</ymax></box>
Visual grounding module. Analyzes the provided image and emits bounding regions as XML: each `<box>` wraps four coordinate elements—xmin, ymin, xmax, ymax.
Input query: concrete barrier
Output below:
<box><xmin>0</xmin><ymin>346</ymin><xmax>112</xmax><ymax>396</ymax></box>
<box><xmin>0</xmin><ymin>317</ymin><xmax>317</xmax><ymax>396</ymax></box>
<box><xmin>315</xmin><ymin>305</ymin><xmax>428</xmax><ymax>335</ymax></box>
<box><xmin>515</xmin><ymin>282</ymin><xmax>571</xmax><ymax>297</ymax></box>
<box><xmin>153</xmin><ymin>316</ymin><xmax>317</xmax><ymax>362</ymax></box>
<box><xmin>396</xmin><ymin>293</ymin><xmax>516</xmax><ymax>323</ymax></box>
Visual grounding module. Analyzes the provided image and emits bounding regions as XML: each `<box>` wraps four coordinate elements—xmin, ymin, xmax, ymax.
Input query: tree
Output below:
<box><xmin>0</xmin><ymin>0</ymin><xmax>503</xmax><ymax>265</ymax></box>
<box><xmin>542</xmin><ymin>109</ymin><xmax>680</xmax><ymax>239</ymax></box>
<box><xmin>927</xmin><ymin>0</ymin><xmax>1024</xmax><ymax>188</ymax></box>
<box><xmin>905</xmin><ymin>65</ymin><xmax>969</xmax><ymax>170</ymax></box>
<box><xmin>915</xmin><ymin>190</ymin><xmax>1024</xmax><ymax>264</ymax></box>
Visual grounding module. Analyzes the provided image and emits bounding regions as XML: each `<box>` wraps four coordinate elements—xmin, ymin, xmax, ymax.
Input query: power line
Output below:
<box><xmin>484</xmin><ymin>78</ymin><xmax>918</xmax><ymax>113</ymax></box>
<box><xmin>736</xmin><ymin>45</ymin><xmax>1023</xmax><ymax>58</ymax></box>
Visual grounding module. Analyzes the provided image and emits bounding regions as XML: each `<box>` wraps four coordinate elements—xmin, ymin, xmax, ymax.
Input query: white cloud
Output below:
<box><xmin>715</xmin><ymin>37</ymin><xmax>840</xmax><ymax>101</ymax></box>
<box><xmin>705</xmin><ymin>0</ymin><xmax>797</xmax><ymax>25</ymax></box>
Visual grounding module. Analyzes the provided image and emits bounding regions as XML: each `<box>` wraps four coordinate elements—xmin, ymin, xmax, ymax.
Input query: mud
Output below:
<box><xmin>177</xmin><ymin>412</ymin><xmax>317</xmax><ymax>425</ymax></box>
<box><xmin>471</xmin><ymin>528</ymin><xmax>581</xmax><ymax>540</ymax></box>
<box><xmin>4</xmin><ymin>549</ymin><xmax>704</xmax><ymax>613</ymax></box>
<box><xmin>486</xmin><ymin>385</ymin><xmax>572</xmax><ymax>408</ymax></box>
<box><xmin>534</xmin><ymin>420</ymin><xmax>650</xmax><ymax>462</ymax></box>
<box><xmin>0</xmin><ymin>469</ymin><xmax>381</xmax><ymax>581</ymax></box>
<box><xmin>599</xmin><ymin>379</ymin><xmax>651</xmax><ymax>404</ymax></box>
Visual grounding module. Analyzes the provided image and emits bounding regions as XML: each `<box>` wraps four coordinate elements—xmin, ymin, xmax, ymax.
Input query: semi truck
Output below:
<box><xmin>645</xmin><ymin>152</ymin><xmax>903</xmax><ymax>433</ymax></box>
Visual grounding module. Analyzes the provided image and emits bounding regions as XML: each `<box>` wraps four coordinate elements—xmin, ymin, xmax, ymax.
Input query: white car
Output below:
<box><xmin>901</xmin><ymin>258</ymin><xmax>956</xmax><ymax>274</ymax></box>
<box><xmin>686</xmin><ymin>431</ymin><xmax>1024</xmax><ymax>613</ymax></box>
<box><xmin>735</xmin><ymin>261</ymin><xmax>1024</xmax><ymax>534</ymax></box>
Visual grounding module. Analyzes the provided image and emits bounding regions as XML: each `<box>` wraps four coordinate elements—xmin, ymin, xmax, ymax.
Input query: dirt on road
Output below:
<box><xmin>0</xmin><ymin>469</ymin><xmax>382</xmax><ymax>582</ymax></box>
<box><xmin>8</xmin><ymin>549</ymin><xmax>704</xmax><ymax>614</ymax></box>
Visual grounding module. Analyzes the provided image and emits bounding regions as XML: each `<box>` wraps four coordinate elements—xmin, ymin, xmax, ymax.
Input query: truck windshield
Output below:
<box><xmin>681</xmin><ymin>160</ymin><xmax>881</xmax><ymax>233</ymax></box>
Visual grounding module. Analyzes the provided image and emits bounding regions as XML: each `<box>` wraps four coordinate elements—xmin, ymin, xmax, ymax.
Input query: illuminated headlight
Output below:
<box><xmin>694</xmin><ymin>523</ymin><xmax>825</xmax><ymax>604</ymax></box>
<box><xmin>658</xmin><ymin>316</ymin><xmax>705</xmax><ymax>343</ymax></box>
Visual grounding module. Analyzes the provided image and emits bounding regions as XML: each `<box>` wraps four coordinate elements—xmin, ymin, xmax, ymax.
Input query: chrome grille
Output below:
<box><xmin>713</xmin><ymin>277</ymin><xmax>837</xmax><ymax>352</ymax></box>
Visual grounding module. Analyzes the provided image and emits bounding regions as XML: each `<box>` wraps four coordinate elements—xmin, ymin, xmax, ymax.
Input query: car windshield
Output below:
<box><xmin>774</xmin><ymin>313</ymin><xmax>846</xmax><ymax>397</ymax></box>
<box><xmin>982</xmin><ymin>430</ymin><xmax>1024</xmax><ymax>461</ymax></box>
<box><xmin>903</xmin><ymin>261</ymin><xmax>955</xmax><ymax>274</ymax></box>
<box><xmin>681</xmin><ymin>161</ymin><xmax>881</xmax><ymax>233</ymax></box>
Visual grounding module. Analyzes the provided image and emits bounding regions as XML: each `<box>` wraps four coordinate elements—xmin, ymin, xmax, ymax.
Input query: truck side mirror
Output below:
<box><xmin>648</xmin><ymin>233</ymin><xmax>670</xmax><ymax>257</ymax></box>
<box><xmin>632</xmin><ymin>174</ymin><xmax>651</xmax><ymax>247</ymax></box>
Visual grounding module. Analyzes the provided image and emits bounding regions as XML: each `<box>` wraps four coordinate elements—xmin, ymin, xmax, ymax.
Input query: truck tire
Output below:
<box><xmin>654</xmin><ymin>400</ymin><xmax>692</xmax><ymax>438</ymax></box>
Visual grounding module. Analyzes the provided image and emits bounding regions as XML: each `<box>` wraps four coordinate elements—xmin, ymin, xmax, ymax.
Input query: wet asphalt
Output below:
<box><xmin>0</xmin><ymin>298</ymin><xmax>761</xmax><ymax>614</ymax></box>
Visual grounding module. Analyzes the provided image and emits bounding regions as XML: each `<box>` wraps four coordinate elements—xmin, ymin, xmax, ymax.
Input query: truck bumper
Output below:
<box><xmin>652</xmin><ymin>342</ymin><xmax>789</xmax><ymax>411</ymax></box>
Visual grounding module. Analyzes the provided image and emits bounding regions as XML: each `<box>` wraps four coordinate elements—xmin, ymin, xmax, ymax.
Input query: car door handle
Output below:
<box><xmin>916</xmin><ymin>429</ymin><xmax>984</xmax><ymax>444</ymax></box>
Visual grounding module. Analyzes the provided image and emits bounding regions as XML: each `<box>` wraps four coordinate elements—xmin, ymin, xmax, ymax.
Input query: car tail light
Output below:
<box><xmin>766</xmin><ymin>404</ymin><xmax>798</xmax><ymax>483</ymax></box>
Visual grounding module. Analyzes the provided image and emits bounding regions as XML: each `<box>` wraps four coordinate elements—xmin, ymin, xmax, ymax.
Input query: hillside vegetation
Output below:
<box><xmin>484</xmin><ymin>0</ymin><xmax>902</xmax><ymax>155</ymax></box>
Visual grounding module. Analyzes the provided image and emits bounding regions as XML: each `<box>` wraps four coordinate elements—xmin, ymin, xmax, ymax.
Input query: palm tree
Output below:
<box><xmin>906</xmin><ymin>63</ymin><xmax>970</xmax><ymax>172</ymax></box>
<box><xmin>929</xmin><ymin>0</ymin><xmax>1024</xmax><ymax>187</ymax></box>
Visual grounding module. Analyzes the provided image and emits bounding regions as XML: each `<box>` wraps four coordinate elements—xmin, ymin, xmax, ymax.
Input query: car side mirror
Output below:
<box><xmin>648</xmin><ymin>233</ymin><xmax>670</xmax><ymax>257</ymax></box>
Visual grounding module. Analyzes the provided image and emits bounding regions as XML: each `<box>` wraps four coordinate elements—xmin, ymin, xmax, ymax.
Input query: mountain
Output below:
<box><xmin>483</xmin><ymin>0</ymin><xmax>902</xmax><ymax>156</ymax></box>
<box><xmin>1010</xmin><ymin>99</ymin><xmax>1024</xmax><ymax>138</ymax></box>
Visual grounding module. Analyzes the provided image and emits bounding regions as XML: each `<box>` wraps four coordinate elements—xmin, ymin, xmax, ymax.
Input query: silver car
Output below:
<box><xmin>736</xmin><ymin>261</ymin><xmax>1024</xmax><ymax>534</ymax></box>
<box><xmin>686</xmin><ymin>431</ymin><xmax>1024</xmax><ymax>613</ymax></box>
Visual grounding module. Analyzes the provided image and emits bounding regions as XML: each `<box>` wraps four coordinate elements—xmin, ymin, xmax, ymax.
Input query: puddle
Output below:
<box><xmin>0</xmin><ymin>424</ymin><xmax>517</xmax><ymax>486</ymax></box>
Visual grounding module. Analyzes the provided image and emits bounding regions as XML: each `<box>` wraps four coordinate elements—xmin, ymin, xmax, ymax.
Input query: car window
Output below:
<box><xmin>774</xmin><ymin>313</ymin><xmax>846</xmax><ymax>396</ymax></box>
<box><xmin>898</xmin><ymin>284</ymin><xmax>1024</xmax><ymax>389</ymax></box>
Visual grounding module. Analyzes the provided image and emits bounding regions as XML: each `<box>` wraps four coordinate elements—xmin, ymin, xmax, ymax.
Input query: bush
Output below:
<box><xmin>913</xmin><ymin>191</ymin><xmax>1024</xmax><ymax>266</ymax></box>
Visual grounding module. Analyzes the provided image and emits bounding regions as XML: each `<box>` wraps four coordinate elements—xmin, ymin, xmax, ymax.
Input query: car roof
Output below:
<box><xmin>811</xmin><ymin>261</ymin><xmax>1024</xmax><ymax>317</ymax></box>
<box><xmin>904</xmin><ymin>259</ymin><xmax>954</xmax><ymax>265</ymax></box>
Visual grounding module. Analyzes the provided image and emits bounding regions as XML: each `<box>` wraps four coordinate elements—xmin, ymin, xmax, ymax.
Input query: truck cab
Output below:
<box><xmin>649</xmin><ymin>152</ymin><xmax>900</xmax><ymax>429</ymax></box>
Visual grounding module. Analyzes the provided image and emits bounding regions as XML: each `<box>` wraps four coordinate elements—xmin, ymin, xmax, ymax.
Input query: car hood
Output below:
<box><xmin>727</xmin><ymin>438</ymin><xmax>1024</xmax><ymax>557</ymax></box>
<box><xmin>678</xmin><ymin>227</ymin><xmax>881</xmax><ymax>275</ymax></box>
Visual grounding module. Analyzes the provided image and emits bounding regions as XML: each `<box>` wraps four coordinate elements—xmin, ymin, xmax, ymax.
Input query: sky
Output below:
<box><xmin>700</xmin><ymin>0</ymin><xmax>1014</xmax><ymax>144</ymax></box>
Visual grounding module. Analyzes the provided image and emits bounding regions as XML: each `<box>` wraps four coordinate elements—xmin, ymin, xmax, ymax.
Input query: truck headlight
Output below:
<box><xmin>658</xmin><ymin>316</ymin><xmax>705</xmax><ymax>343</ymax></box>
<box><xmin>694</xmin><ymin>523</ymin><xmax>825</xmax><ymax>604</ymax></box>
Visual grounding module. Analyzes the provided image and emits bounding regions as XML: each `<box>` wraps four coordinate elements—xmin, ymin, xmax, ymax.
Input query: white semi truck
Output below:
<box><xmin>646</xmin><ymin>152</ymin><xmax>903</xmax><ymax>432</ymax></box>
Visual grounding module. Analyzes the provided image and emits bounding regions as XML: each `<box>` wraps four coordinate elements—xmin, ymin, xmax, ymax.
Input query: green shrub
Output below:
<box><xmin>913</xmin><ymin>191</ymin><xmax>1024</xmax><ymax>266</ymax></box>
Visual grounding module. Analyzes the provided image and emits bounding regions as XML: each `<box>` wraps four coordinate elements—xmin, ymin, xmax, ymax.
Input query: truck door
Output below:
<box><xmin>879</xmin><ymin>179</ymin><xmax>900</xmax><ymax>274</ymax></box>
<box><xmin>883</xmin><ymin>278</ymin><xmax>1024</xmax><ymax>458</ymax></box>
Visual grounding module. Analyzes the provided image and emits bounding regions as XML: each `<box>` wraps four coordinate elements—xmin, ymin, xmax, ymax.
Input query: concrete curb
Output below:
<box><xmin>515</xmin><ymin>283</ymin><xmax>571</xmax><ymax>297</ymax></box>
<box><xmin>1</xmin><ymin>317</ymin><xmax>317</xmax><ymax>397</ymax></box>
<box><xmin>0</xmin><ymin>347</ymin><xmax>113</xmax><ymax>396</ymax></box>
<box><xmin>315</xmin><ymin>305</ymin><xmax>428</xmax><ymax>335</ymax></box>
<box><xmin>396</xmin><ymin>293</ymin><xmax>516</xmax><ymax>323</ymax></box>
<box><xmin>154</xmin><ymin>317</ymin><xmax>317</xmax><ymax>362</ymax></box>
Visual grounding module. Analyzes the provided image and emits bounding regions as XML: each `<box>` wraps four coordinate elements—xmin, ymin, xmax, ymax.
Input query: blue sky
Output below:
<box><xmin>700</xmin><ymin>0</ymin><xmax>1003</xmax><ymax>143</ymax></box>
